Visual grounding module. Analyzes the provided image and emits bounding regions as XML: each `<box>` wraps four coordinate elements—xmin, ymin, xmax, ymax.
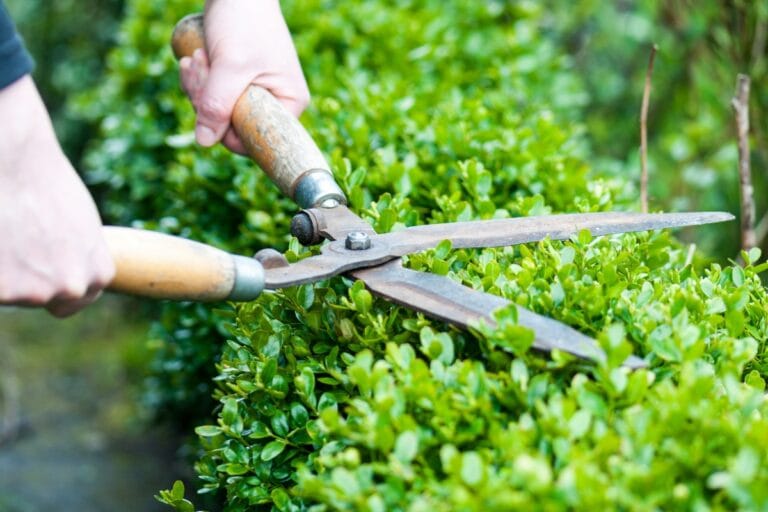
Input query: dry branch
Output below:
<box><xmin>731</xmin><ymin>74</ymin><xmax>755</xmax><ymax>250</ymax></box>
<box><xmin>640</xmin><ymin>44</ymin><xmax>658</xmax><ymax>214</ymax></box>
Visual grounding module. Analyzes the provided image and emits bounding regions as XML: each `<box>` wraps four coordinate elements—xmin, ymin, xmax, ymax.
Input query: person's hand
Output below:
<box><xmin>0</xmin><ymin>75</ymin><xmax>115</xmax><ymax>317</ymax></box>
<box><xmin>179</xmin><ymin>0</ymin><xmax>310</xmax><ymax>154</ymax></box>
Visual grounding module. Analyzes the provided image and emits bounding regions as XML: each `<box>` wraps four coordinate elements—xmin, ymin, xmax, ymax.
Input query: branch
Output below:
<box><xmin>640</xmin><ymin>44</ymin><xmax>658</xmax><ymax>214</ymax></box>
<box><xmin>731</xmin><ymin>74</ymin><xmax>755</xmax><ymax>250</ymax></box>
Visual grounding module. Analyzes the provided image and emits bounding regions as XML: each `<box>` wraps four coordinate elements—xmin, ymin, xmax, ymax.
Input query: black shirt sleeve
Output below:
<box><xmin>0</xmin><ymin>1</ymin><xmax>33</xmax><ymax>89</ymax></box>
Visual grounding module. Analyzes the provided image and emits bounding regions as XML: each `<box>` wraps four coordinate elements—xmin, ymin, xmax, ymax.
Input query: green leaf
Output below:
<box><xmin>351</xmin><ymin>284</ymin><xmax>373</xmax><ymax>314</ymax></box>
<box><xmin>460</xmin><ymin>451</ymin><xmax>484</xmax><ymax>487</ymax></box>
<box><xmin>271</xmin><ymin>412</ymin><xmax>290</xmax><ymax>437</ymax></box>
<box><xmin>222</xmin><ymin>398</ymin><xmax>239</xmax><ymax>426</ymax></box>
<box><xmin>261</xmin><ymin>440</ymin><xmax>287</xmax><ymax>461</ymax></box>
<box><xmin>195</xmin><ymin>425</ymin><xmax>222</xmax><ymax>437</ymax></box>
<box><xmin>222</xmin><ymin>463</ymin><xmax>249</xmax><ymax>475</ymax></box>
<box><xmin>731</xmin><ymin>266</ymin><xmax>745</xmax><ymax>286</ymax></box>
<box><xmin>394</xmin><ymin>431</ymin><xmax>419</xmax><ymax>463</ymax></box>
<box><xmin>434</xmin><ymin>239</ymin><xmax>453</xmax><ymax>260</ymax></box>
<box><xmin>171</xmin><ymin>480</ymin><xmax>185</xmax><ymax>501</ymax></box>
<box><xmin>649</xmin><ymin>325</ymin><xmax>682</xmax><ymax>362</ymax></box>
<box><xmin>248</xmin><ymin>421</ymin><xmax>271</xmax><ymax>439</ymax></box>
<box><xmin>331</xmin><ymin>467</ymin><xmax>359</xmax><ymax>494</ymax></box>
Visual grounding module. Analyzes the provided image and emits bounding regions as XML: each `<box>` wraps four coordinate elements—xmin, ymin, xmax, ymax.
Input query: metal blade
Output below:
<box><xmin>351</xmin><ymin>259</ymin><xmax>646</xmax><ymax>369</ymax></box>
<box><xmin>379</xmin><ymin>211</ymin><xmax>734</xmax><ymax>256</ymax></box>
<box><xmin>265</xmin><ymin>211</ymin><xmax>733</xmax><ymax>289</ymax></box>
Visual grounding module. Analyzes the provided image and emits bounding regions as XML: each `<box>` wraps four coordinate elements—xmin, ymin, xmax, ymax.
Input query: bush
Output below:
<box><xmin>77</xmin><ymin>0</ymin><xmax>768</xmax><ymax>510</ymax></box>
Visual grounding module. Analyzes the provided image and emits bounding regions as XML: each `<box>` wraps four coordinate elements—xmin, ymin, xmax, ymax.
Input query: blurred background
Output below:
<box><xmin>0</xmin><ymin>0</ymin><xmax>765</xmax><ymax>510</ymax></box>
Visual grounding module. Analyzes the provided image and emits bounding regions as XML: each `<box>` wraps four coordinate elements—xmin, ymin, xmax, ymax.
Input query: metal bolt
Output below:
<box><xmin>320</xmin><ymin>198</ymin><xmax>340</xmax><ymax>209</ymax></box>
<box><xmin>345</xmin><ymin>231</ymin><xmax>371</xmax><ymax>250</ymax></box>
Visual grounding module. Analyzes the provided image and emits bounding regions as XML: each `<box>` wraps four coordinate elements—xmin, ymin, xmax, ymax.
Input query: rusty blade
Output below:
<box><xmin>264</xmin><ymin>210</ymin><xmax>733</xmax><ymax>289</ymax></box>
<box><xmin>351</xmin><ymin>259</ymin><xmax>646</xmax><ymax>369</ymax></box>
<box><xmin>378</xmin><ymin>211</ymin><xmax>735</xmax><ymax>256</ymax></box>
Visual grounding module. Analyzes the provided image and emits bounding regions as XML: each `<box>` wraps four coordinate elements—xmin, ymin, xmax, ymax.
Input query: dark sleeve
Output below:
<box><xmin>0</xmin><ymin>1</ymin><xmax>33</xmax><ymax>89</ymax></box>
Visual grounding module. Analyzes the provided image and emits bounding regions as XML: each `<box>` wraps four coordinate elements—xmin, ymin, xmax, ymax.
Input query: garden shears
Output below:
<box><xmin>103</xmin><ymin>15</ymin><xmax>734</xmax><ymax>369</ymax></box>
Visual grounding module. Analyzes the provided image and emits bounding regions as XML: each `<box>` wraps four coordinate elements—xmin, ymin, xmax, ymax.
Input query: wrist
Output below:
<box><xmin>0</xmin><ymin>75</ymin><xmax>63</xmax><ymax>177</ymax></box>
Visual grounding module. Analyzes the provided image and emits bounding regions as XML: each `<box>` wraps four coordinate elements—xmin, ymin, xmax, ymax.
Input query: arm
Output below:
<box><xmin>178</xmin><ymin>0</ymin><xmax>310</xmax><ymax>153</ymax></box>
<box><xmin>0</xmin><ymin>75</ymin><xmax>115</xmax><ymax>316</ymax></box>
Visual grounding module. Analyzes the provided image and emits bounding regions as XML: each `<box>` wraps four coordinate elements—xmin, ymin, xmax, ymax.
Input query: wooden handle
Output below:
<box><xmin>104</xmin><ymin>226</ymin><xmax>264</xmax><ymax>302</ymax></box>
<box><xmin>171</xmin><ymin>14</ymin><xmax>345</xmax><ymax>208</ymax></box>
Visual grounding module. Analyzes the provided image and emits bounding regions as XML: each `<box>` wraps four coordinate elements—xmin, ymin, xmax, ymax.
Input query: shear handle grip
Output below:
<box><xmin>104</xmin><ymin>226</ymin><xmax>264</xmax><ymax>301</ymax></box>
<box><xmin>171</xmin><ymin>13</ymin><xmax>345</xmax><ymax>208</ymax></box>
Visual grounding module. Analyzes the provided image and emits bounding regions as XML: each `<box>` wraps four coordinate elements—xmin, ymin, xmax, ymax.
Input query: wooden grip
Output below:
<box><xmin>104</xmin><ymin>227</ymin><xmax>263</xmax><ymax>302</ymax></box>
<box><xmin>171</xmin><ymin>13</ymin><xmax>339</xmax><ymax>206</ymax></box>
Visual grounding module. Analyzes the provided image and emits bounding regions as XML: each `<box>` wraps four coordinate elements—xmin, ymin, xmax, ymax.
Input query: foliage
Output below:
<box><xmin>542</xmin><ymin>0</ymin><xmax>768</xmax><ymax>257</ymax></box>
<box><xmin>74</xmin><ymin>0</ymin><xmax>768</xmax><ymax>510</ymax></box>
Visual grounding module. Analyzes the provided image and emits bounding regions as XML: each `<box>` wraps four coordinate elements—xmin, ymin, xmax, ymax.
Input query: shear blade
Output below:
<box><xmin>351</xmin><ymin>259</ymin><xmax>646</xmax><ymax>369</ymax></box>
<box><xmin>381</xmin><ymin>211</ymin><xmax>735</xmax><ymax>256</ymax></box>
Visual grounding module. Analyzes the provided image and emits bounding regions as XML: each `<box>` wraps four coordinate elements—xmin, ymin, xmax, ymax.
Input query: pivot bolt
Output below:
<box><xmin>345</xmin><ymin>231</ymin><xmax>371</xmax><ymax>250</ymax></box>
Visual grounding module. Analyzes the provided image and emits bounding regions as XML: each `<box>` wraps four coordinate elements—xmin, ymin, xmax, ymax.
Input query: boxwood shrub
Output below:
<box><xmin>77</xmin><ymin>0</ymin><xmax>768</xmax><ymax>510</ymax></box>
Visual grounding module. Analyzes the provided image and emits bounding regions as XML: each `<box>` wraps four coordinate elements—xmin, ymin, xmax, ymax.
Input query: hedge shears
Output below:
<box><xmin>104</xmin><ymin>15</ymin><xmax>733</xmax><ymax>369</ymax></box>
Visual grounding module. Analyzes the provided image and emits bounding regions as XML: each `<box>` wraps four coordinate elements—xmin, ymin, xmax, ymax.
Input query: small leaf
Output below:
<box><xmin>271</xmin><ymin>412</ymin><xmax>290</xmax><ymax>437</ymax></box>
<box><xmin>434</xmin><ymin>239</ymin><xmax>453</xmax><ymax>260</ymax></box>
<box><xmin>460</xmin><ymin>451</ymin><xmax>484</xmax><ymax>487</ymax></box>
<box><xmin>171</xmin><ymin>480</ymin><xmax>185</xmax><ymax>501</ymax></box>
<box><xmin>732</xmin><ymin>266</ymin><xmax>745</xmax><ymax>286</ymax></box>
<box><xmin>261</xmin><ymin>440</ymin><xmax>287</xmax><ymax>461</ymax></box>
<box><xmin>195</xmin><ymin>425</ymin><xmax>222</xmax><ymax>437</ymax></box>
<box><xmin>248</xmin><ymin>420</ymin><xmax>271</xmax><ymax>439</ymax></box>
<box><xmin>222</xmin><ymin>398</ymin><xmax>239</xmax><ymax>426</ymax></box>
<box><xmin>394</xmin><ymin>431</ymin><xmax>419</xmax><ymax>463</ymax></box>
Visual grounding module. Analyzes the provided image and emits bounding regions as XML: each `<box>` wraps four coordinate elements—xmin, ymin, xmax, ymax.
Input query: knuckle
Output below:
<box><xmin>198</xmin><ymin>95</ymin><xmax>230</xmax><ymax>122</ymax></box>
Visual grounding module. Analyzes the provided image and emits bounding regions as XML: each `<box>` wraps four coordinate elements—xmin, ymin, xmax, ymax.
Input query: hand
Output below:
<box><xmin>179</xmin><ymin>0</ymin><xmax>310</xmax><ymax>154</ymax></box>
<box><xmin>0</xmin><ymin>75</ymin><xmax>115</xmax><ymax>317</ymax></box>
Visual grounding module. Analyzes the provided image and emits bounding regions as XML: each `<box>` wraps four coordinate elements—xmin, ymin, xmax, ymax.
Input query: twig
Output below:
<box><xmin>731</xmin><ymin>74</ymin><xmax>755</xmax><ymax>250</ymax></box>
<box><xmin>640</xmin><ymin>44</ymin><xmax>658</xmax><ymax>214</ymax></box>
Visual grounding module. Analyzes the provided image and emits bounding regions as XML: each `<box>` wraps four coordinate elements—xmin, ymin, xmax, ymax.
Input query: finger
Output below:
<box><xmin>178</xmin><ymin>56</ymin><xmax>193</xmax><ymax>95</ymax></box>
<box><xmin>46</xmin><ymin>288</ymin><xmax>103</xmax><ymax>318</ymax></box>
<box><xmin>195</xmin><ymin>54</ymin><xmax>251</xmax><ymax>147</ymax></box>
<box><xmin>222</xmin><ymin>128</ymin><xmax>247</xmax><ymax>155</ymax></box>
<box><xmin>180</xmin><ymin>50</ymin><xmax>211</xmax><ymax>109</ymax></box>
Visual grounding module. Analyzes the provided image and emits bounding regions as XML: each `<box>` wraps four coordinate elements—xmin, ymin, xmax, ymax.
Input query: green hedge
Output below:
<box><xmin>77</xmin><ymin>0</ymin><xmax>768</xmax><ymax>510</ymax></box>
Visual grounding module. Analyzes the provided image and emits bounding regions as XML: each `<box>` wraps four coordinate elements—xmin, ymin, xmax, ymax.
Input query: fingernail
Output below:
<box><xmin>196</xmin><ymin>124</ymin><xmax>217</xmax><ymax>146</ymax></box>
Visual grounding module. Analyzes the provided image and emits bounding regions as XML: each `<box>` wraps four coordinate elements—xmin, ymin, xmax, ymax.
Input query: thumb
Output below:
<box><xmin>195</xmin><ymin>58</ymin><xmax>251</xmax><ymax>147</ymax></box>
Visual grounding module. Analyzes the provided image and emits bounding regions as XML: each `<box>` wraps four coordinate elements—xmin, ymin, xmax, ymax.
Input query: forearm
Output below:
<box><xmin>0</xmin><ymin>75</ymin><xmax>62</xmax><ymax>179</ymax></box>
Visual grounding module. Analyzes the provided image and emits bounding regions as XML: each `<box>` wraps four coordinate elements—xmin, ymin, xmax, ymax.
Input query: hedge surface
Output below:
<box><xmin>77</xmin><ymin>0</ymin><xmax>768</xmax><ymax>510</ymax></box>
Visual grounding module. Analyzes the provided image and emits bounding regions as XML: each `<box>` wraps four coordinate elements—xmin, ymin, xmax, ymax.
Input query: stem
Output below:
<box><xmin>731</xmin><ymin>74</ymin><xmax>755</xmax><ymax>250</ymax></box>
<box><xmin>640</xmin><ymin>44</ymin><xmax>658</xmax><ymax>214</ymax></box>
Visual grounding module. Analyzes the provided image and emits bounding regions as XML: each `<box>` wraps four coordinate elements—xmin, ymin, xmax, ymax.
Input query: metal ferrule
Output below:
<box><xmin>228</xmin><ymin>255</ymin><xmax>265</xmax><ymax>301</ymax></box>
<box><xmin>293</xmin><ymin>170</ymin><xmax>347</xmax><ymax>209</ymax></box>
